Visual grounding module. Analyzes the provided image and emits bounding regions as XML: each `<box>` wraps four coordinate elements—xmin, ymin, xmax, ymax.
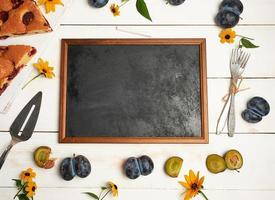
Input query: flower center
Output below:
<box><xmin>25</xmin><ymin>172</ymin><xmax>30</xmax><ymax>176</ymax></box>
<box><xmin>225</xmin><ymin>34</ymin><xmax>231</xmax><ymax>40</ymax></box>
<box><xmin>191</xmin><ymin>183</ymin><xmax>198</xmax><ymax>190</ymax></box>
<box><xmin>114</xmin><ymin>185</ymin><xmax>118</xmax><ymax>190</ymax></box>
<box><xmin>42</xmin><ymin>69</ymin><xmax>47</xmax><ymax>74</ymax></box>
<box><xmin>32</xmin><ymin>186</ymin><xmax>36</xmax><ymax>192</ymax></box>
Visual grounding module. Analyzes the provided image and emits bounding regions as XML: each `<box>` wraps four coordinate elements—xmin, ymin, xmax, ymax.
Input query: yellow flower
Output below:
<box><xmin>179</xmin><ymin>170</ymin><xmax>205</xmax><ymax>200</ymax></box>
<box><xmin>20</xmin><ymin>168</ymin><xmax>36</xmax><ymax>182</ymax></box>
<box><xmin>219</xmin><ymin>28</ymin><xmax>236</xmax><ymax>44</ymax></box>
<box><xmin>33</xmin><ymin>58</ymin><xmax>55</xmax><ymax>79</ymax></box>
<box><xmin>25</xmin><ymin>181</ymin><xmax>37</xmax><ymax>198</ymax></box>
<box><xmin>110</xmin><ymin>4</ymin><xmax>120</xmax><ymax>16</ymax></box>
<box><xmin>38</xmin><ymin>0</ymin><xmax>64</xmax><ymax>13</ymax></box>
<box><xmin>108</xmin><ymin>181</ymin><xmax>118</xmax><ymax>197</ymax></box>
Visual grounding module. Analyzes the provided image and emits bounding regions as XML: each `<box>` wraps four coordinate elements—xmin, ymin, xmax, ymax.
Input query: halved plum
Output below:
<box><xmin>34</xmin><ymin>146</ymin><xmax>55</xmax><ymax>169</ymax></box>
<box><xmin>224</xmin><ymin>150</ymin><xmax>243</xmax><ymax>170</ymax></box>
<box><xmin>165</xmin><ymin>156</ymin><xmax>183</xmax><ymax>178</ymax></box>
<box><xmin>206</xmin><ymin>154</ymin><xmax>226</xmax><ymax>174</ymax></box>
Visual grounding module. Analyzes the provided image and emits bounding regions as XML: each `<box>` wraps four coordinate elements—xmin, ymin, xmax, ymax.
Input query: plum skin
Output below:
<box><xmin>124</xmin><ymin>157</ymin><xmax>141</xmax><ymax>179</ymax></box>
<box><xmin>60</xmin><ymin>155</ymin><xmax>91</xmax><ymax>181</ymax></box>
<box><xmin>215</xmin><ymin>10</ymin><xmax>239</xmax><ymax>28</ymax></box>
<box><xmin>167</xmin><ymin>0</ymin><xmax>185</xmax><ymax>6</ymax></box>
<box><xmin>247</xmin><ymin>97</ymin><xmax>270</xmax><ymax>116</ymax></box>
<box><xmin>60</xmin><ymin>158</ymin><xmax>76</xmax><ymax>181</ymax></box>
<box><xmin>220</xmin><ymin>0</ymin><xmax>244</xmax><ymax>15</ymax></box>
<box><xmin>88</xmin><ymin>0</ymin><xmax>109</xmax><ymax>8</ymax></box>
<box><xmin>124</xmin><ymin>155</ymin><xmax>154</xmax><ymax>179</ymax></box>
<box><xmin>242</xmin><ymin>97</ymin><xmax>270</xmax><ymax>123</ymax></box>
<box><xmin>242</xmin><ymin>109</ymin><xmax>262</xmax><ymax>123</ymax></box>
<box><xmin>74</xmin><ymin>155</ymin><xmax>91</xmax><ymax>178</ymax></box>
<box><xmin>215</xmin><ymin>0</ymin><xmax>244</xmax><ymax>28</ymax></box>
<box><xmin>138</xmin><ymin>155</ymin><xmax>154</xmax><ymax>176</ymax></box>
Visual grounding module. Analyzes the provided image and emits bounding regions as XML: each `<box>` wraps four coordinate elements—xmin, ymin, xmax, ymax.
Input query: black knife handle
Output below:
<box><xmin>0</xmin><ymin>142</ymin><xmax>13</xmax><ymax>170</ymax></box>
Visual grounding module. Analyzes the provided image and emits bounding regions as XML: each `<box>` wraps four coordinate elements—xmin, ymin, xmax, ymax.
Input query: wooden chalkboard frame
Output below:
<box><xmin>59</xmin><ymin>39</ymin><xmax>208</xmax><ymax>144</ymax></box>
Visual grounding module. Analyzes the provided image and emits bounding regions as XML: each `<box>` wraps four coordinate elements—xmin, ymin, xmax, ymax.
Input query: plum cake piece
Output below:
<box><xmin>0</xmin><ymin>45</ymin><xmax>37</xmax><ymax>95</ymax></box>
<box><xmin>0</xmin><ymin>0</ymin><xmax>52</xmax><ymax>39</ymax></box>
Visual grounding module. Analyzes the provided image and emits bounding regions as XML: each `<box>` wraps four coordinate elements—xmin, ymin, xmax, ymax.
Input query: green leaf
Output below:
<box><xmin>17</xmin><ymin>194</ymin><xmax>29</xmax><ymax>200</ymax></box>
<box><xmin>101</xmin><ymin>187</ymin><xmax>107</xmax><ymax>190</ymax></box>
<box><xmin>12</xmin><ymin>179</ymin><xmax>22</xmax><ymax>188</ymax></box>
<box><xmin>240</xmin><ymin>38</ymin><xmax>259</xmax><ymax>48</ymax></box>
<box><xmin>84</xmin><ymin>192</ymin><xmax>99</xmax><ymax>200</ymax></box>
<box><xmin>136</xmin><ymin>0</ymin><xmax>152</xmax><ymax>21</ymax></box>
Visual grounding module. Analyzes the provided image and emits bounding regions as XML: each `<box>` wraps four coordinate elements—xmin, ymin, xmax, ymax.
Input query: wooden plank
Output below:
<box><xmin>53</xmin><ymin>26</ymin><xmax>275</xmax><ymax>78</ymax></box>
<box><xmin>61</xmin><ymin>0</ymin><xmax>275</xmax><ymax>25</ymax></box>
<box><xmin>1</xmin><ymin>188</ymin><xmax>275</xmax><ymax>200</ymax></box>
<box><xmin>0</xmin><ymin>26</ymin><xmax>274</xmax><ymax>132</ymax></box>
<box><xmin>0</xmin><ymin>133</ymin><xmax>274</xmax><ymax>190</ymax></box>
<box><xmin>0</xmin><ymin>78</ymin><xmax>273</xmax><ymax>133</ymax></box>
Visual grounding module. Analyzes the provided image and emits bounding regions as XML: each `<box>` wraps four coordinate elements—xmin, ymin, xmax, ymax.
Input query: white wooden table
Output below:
<box><xmin>1</xmin><ymin>0</ymin><xmax>275</xmax><ymax>199</ymax></box>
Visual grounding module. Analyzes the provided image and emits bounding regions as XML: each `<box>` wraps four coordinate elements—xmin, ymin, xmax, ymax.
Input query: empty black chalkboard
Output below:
<box><xmin>60</xmin><ymin>39</ymin><xmax>208</xmax><ymax>143</ymax></box>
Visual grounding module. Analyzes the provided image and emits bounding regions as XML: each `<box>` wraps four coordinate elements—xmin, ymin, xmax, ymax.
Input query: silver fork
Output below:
<box><xmin>227</xmin><ymin>48</ymin><xmax>250</xmax><ymax>137</ymax></box>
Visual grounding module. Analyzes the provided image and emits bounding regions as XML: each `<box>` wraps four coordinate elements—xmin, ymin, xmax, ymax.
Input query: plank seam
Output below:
<box><xmin>0</xmin><ymin>131</ymin><xmax>274</xmax><ymax>134</ymax></box>
<box><xmin>60</xmin><ymin>24</ymin><xmax>275</xmax><ymax>27</ymax></box>
<box><xmin>1</xmin><ymin>186</ymin><xmax>275</xmax><ymax>191</ymax></box>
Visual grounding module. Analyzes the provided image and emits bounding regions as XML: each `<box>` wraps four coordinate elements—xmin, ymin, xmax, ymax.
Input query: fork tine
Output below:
<box><xmin>240</xmin><ymin>53</ymin><xmax>250</xmax><ymax>68</ymax></box>
<box><xmin>238</xmin><ymin>50</ymin><xmax>245</xmax><ymax>64</ymax></box>
<box><xmin>237</xmin><ymin>48</ymin><xmax>242</xmax><ymax>63</ymax></box>
<box><xmin>233</xmin><ymin>48</ymin><xmax>238</xmax><ymax>64</ymax></box>
<box><xmin>239</xmin><ymin>53</ymin><xmax>247</xmax><ymax>67</ymax></box>
<box><xmin>230</xmin><ymin>49</ymin><xmax>234</xmax><ymax>64</ymax></box>
<box><xmin>235</xmin><ymin>48</ymin><xmax>239</xmax><ymax>63</ymax></box>
<box><xmin>231</xmin><ymin>48</ymin><xmax>236</xmax><ymax>64</ymax></box>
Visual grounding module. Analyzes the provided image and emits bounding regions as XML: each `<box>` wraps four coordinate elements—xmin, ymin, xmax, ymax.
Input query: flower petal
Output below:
<box><xmin>38</xmin><ymin>0</ymin><xmax>47</xmax><ymax>5</ymax></box>
<box><xmin>184</xmin><ymin>190</ymin><xmax>192</xmax><ymax>200</ymax></box>
<box><xmin>184</xmin><ymin>175</ymin><xmax>191</xmax><ymax>185</ymax></box>
<box><xmin>179</xmin><ymin>181</ymin><xmax>191</xmax><ymax>189</ymax></box>
<box><xmin>189</xmin><ymin>170</ymin><xmax>196</xmax><ymax>183</ymax></box>
<box><xmin>190</xmin><ymin>189</ymin><xmax>199</xmax><ymax>198</ymax></box>
<box><xmin>196</xmin><ymin>171</ymin><xmax>200</xmax><ymax>183</ymax></box>
<box><xmin>198</xmin><ymin>176</ymin><xmax>205</xmax><ymax>186</ymax></box>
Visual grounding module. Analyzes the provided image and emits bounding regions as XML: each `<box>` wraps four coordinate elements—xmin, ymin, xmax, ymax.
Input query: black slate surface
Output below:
<box><xmin>66</xmin><ymin>45</ymin><xmax>202</xmax><ymax>137</ymax></box>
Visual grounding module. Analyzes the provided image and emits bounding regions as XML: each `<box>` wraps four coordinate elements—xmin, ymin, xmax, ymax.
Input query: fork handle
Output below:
<box><xmin>0</xmin><ymin>142</ymin><xmax>13</xmax><ymax>170</ymax></box>
<box><xmin>228</xmin><ymin>94</ymin><xmax>236</xmax><ymax>137</ymax></box>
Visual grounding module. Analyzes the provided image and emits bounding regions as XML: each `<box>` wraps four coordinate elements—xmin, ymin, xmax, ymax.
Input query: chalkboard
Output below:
<box><xmin>59</xmin><ymin>39</ymin><xmax>208</xmax><ymax>143</ymax></box>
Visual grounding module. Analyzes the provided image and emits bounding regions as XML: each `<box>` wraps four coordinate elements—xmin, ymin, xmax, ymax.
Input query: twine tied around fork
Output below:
<box><xmin>222</xmin><ymin>76</ymin><xmax>250</xmax><ymax>102</ymax></box>
<box><xmin>216</xmin><ymin>76</ymin><xmax>250</xmax><ymax>135</ymax></box>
